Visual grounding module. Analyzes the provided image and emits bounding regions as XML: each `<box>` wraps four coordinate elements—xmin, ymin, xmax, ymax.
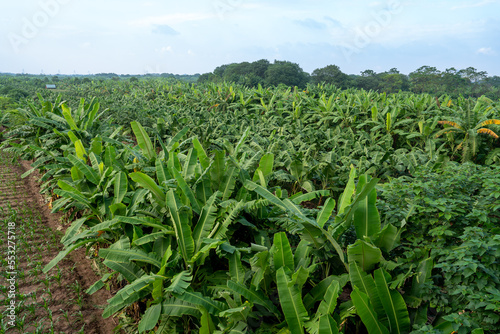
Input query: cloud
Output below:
<box><xmin>323</xmin><ymin>16</ymin><xmax>343</xmax><ymax>28</ymax></box>
<box><xmin>452</xmin><ymin>0</ymin><xmax>498</xmax><ymax>10</ymax></box>
<box><xmin>130</xmin><ymin>13</ymin><xmax>214</xmax><ymax>27</ymax></box>
<box><xmin>155</xmin><ymin>46</ymin><xmax>173</xmax><ymax>54</ymax></box>
<box><xmin>152</xmin><ymin>25</ymin><xmax>179</xmax><ymax>35</ymax></box>
<box><xmin>294</xmin><ymin>18</ymin><xmax>327</xmax><ymax>30</ymax></box>
<box><xmin>477</xmin><ymin>47</ymin><xmax>496</xmax><ymax>55</ymax></box>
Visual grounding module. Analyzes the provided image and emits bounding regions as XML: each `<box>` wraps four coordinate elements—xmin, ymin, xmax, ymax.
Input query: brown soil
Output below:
<box><xmin>0</xmin><ymin>154</ymin><xmax>118</xmax><ymax>334</ymax></box>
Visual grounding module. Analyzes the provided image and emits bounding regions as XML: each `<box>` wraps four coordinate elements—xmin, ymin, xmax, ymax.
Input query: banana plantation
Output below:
<box><xmin>0</xmin><ymin>77</ymin><xmax>499</xmax><ymax>333</ymax></box>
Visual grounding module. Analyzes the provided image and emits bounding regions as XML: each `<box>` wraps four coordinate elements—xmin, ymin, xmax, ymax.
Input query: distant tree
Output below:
<box><xmin>252</xmin><ymin>59</ymin><xmax>270</xmax><ymax>78</ymax></box>
<box><xmin>32</xmin><ymin>78</ymin><xmax>43</xmax><ymax>86</ymax></box>
<box><xmin>241</xmin><ymin>73</ymin><xmax>262</xmax><ymax>87</ymax></box>
<box><xmin>458</xmin><ymin>67</ymin><xmax>487</xmax><ymax>83</ymax></box>
<box><xmin>264</xmin><ymin>60</ymin><xmax>310</xmax><ymax>88</ymax></box>
<box><xmin>213</xmin><ymin>60</ymin><xmax>270</xmax><ymax>87</ymax></box>
<box><xmin>355</xmin><ymin>69</ymin><xmax>380</xmax><ymax>91</ymax></box>
<box><xmin>197</xmin><ymin>73</ymin><xmax>216</xmax><ymax>83</ymax></box>
<box><xmin>378</xmin><ymin>73</ymin><xmax>404</xmax><ymax>93</ymax></box>
<box><xmin>485</xmin><ymin>76</ymin><xmax>500</xmax><ymax>88</ymax></box>
<box><xmin>361</xmin><ymin>69</ymin><xmax>376</xmax><ymax>77</ymax></box>
<box><xmin>213</xmin><ymin>65</ymin><xmax>229</xmax><ymax>78</ymax></box>
<box><xmin>409</xmin><ymin>66</ymin><xmax>441</xmax><ymax>94</ymax></box>
<box><xmin>311</xmin><ymin>65</ymin><xmax>349</xmax><ymax>88</ymax></box>
<box><xmin>223</xmin><ymin>62</ymin><xmax>252</xmax><ymax>84</ymax></box>
<box><xmin>441</xmin><ymin>68</ymin><xmax>468</xmax><ymax>96</ymax></box>
<box><xmin>377</xmin><ymin>68</ymin><xmax>409</xmax><ymax>93</ymax></box>
<box><xmin>129</xmin><ymin>77</ymin><xmax>139</xmax><ymax>82</ymax></box>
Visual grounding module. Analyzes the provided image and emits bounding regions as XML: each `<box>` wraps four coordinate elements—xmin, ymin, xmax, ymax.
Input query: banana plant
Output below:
<box><xmin>349</xmin><ymin>264</ymin><xmax>410</xmax><ymax>334</ymax></box>
<box><xmin>435</xmin><ymin>101</ymin><xmax>500</xmax><ymax>162</ymax></box>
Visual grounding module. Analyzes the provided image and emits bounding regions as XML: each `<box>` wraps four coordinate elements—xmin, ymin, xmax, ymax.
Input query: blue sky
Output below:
<box><xmin>1</xmin><ymin>0</ymin><xmax>499</xmax><ymax>76</ymax></box>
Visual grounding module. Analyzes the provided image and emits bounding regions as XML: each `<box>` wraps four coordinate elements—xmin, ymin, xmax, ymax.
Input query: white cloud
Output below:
<box><xmin>130</xmin><ymin>12</ymin><xmax>214</xmax><ymax>27</ymax></box>
<box><xmin>159</xmin><ymin>46</ymin><xmax>173</xmax><ymax>53</ymax></box>
<box><xmin>452</xmin><ymin>0</ymin><xmax>498</xmax><ymax>10</ymax></box>
<box><xmin>240</xmin><ymin>3</ymin><xmax>263</xmax><ymax>9</ymax></box>
<box><xmin>477</xmin><ymin>47</ymin><xmax>496</xmax><ymax>55</ymax></box>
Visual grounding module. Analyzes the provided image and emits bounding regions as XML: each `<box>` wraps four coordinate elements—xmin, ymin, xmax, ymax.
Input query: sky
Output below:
<box><xmin>1</xmin><ymin>0</ymin><xmax>499</xmax><ymax>76</ymax></box>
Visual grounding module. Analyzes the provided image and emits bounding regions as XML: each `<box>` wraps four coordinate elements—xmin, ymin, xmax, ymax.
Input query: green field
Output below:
<box><xmin>0</xmin><ymin>76</ymin><xmax>499</xmax><ymax>333</ymax></box>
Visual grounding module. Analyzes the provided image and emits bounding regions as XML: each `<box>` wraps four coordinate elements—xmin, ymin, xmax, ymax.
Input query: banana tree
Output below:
<box><xmin>435</xmin><ymin>99</ymin><xmax>500</xmax><ymax>162</ymax></box>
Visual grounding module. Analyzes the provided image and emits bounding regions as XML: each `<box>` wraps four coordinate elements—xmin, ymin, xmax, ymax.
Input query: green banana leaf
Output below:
<box><xmin>210</xmin><ymin>150</ymin><xmax>226</xmax><ymax>187</ymax></box>
<box><xmin>103</xmin><ymin>260</ymin><xmax>146</xmax><ymax>283</ymax></box>
<box><xmin>349</xmin><ymin>262</ymin><xmax>387</xmax><ymax>326</ymax></box>
<box><xmin>350</xmin><ymin>288</ymin><xmax>389</xmax><ymax>334</ymax></box>
<box><xmin>373</xmin><ymin>268</ymin><xmax>410</xmax><ymax>334</ymax></box>
<box><xmin>182</xmin><ymin>147</ymin><xmax>198</xmax><ymax>180</ymax></box>
<box><xmin>173</xmin><ymin>290</ymin><xmax>227</xmax><ymax>315</ymax></box>
<box><xmin>193</xmin><ymin>136</ymin><xmax>209</xmax><ymax>170</ymax></box>
<box><xmin>68</xmin><ymin>153</ymin><xmax>100</xmax><ymax>185</ymax></box>
<box><xmin>155</xmin><ymin>158</ymin><xmax>171</xmax><ymax>187</ymax></box>
<box><xmin>131</xmin><ymin>121</ymin><xmax>156</xmax><ymax>160</ymax></box>
<box><xmin>169</xmin><ymin>164</ymin><xmax>201</xmax><ymax>214</ymax></box>
<box><xmin>74</xmin><ymin>139</ymin><xmax>88</xmax><ymax>161</ymax></box>
<box><xmin>276</xmin><ymin>267</ymin><xmax>309</xmax><ymax>334</ymax></box>
<box><xmin>167</xmin><ymin>189</ymin><xmax>195</xmax><ymax>266</ymax></box>
<box><xmin>165</xmin><ymin>270</ymin><xmax>192</xmax><ymax>294</ymax></box>
<box><xmin>138</xmin><ymin>303</ymin><xmax>162</xmax><ymax>333</ymax></box>
<box><xmin>228</xmin><ymin>251</ymin><xmax>246</xmax><ymax>284</ymax></box>
<box><xmin>161</xmin><ymin>298</ymin><xmax>201</xmax><ymax>317</ymax></box>
<box><xmin>227</xmin><ymin>281</ymin><xmax>280</xmax><ymax>316</ymax></box>
<box><xmin>192</xmin><ymin>193</ymin><xmax>219</xmax><ymax>253</ymax></box>
<box><xmin>353</xmin><ymin>174</ymin><xmax>380</xmax><ymax>239</ymax></box>
<box><xmin>129</xmin><ymin>171</ymin><xmax>165</xmax><ymax>206</ymax></box>
<box><xmin>244</xmin><ymin>180</ymin><xmax>286</xmax><ymax>211</ymax></box>
<box><xmin>61</xmin><ymin>104</ymin><xmax>79</xmax><ymax>131</ymax></box>
<box><xmin>114</xmin><ymin>171</ymin><xmax>128</xmax><ymax>204</ymax></box>
<box><xmin>220</xmin><ymin>166</ymin><xmax>238</xmax><ymax>201</ymax></box>
<box><xmin>374</xmin><ymin>223</ymin><xmax>399</xmax><ymax>253</ymax></box>
<box><xmin>318</xmin><ymin>315</ymin><xmax>339</xmax><ymax>334</ymax></box>
<box><xmin>273</xmin><ymin>232</ymin><xmax>295</xmax><ymax>272</ymax></box>
<box><xmin>252</xmin><ymin>153</ymin><xmax>274</xmax><ymax>182</ymax></box>
<box><xmin>99</xmin><ymin>248</ymin><xmax>162</xmax><ymax>268</ymax></box>
<box><xmin>347</xmin><ymin>239</ymin><xmax>382</xmax><ymax>272</ymax></box>
<box><xmin>317</xmin><ymin>280</ymin><xmax>340</xmax><ymax>317</ymax></box>
<box><xmin>103</xmin><ymin>274</ymin><xmax>158</xmax><ymax>318</ymax></box>
<box><xmin>317</xmin><ymin>198</ymin><xmax>336</xmax><ymax>228</ymax></box>
<box><xmin>337</xmin><ymin>166</ymin><xmax>356</xmax><ymax>215</ymax></box>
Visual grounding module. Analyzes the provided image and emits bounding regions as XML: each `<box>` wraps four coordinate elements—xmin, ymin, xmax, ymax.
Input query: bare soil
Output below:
<box><xmin>0</xmin><ymin>154</ymin><xmax>117</xmax><ymax>333</ymax></box>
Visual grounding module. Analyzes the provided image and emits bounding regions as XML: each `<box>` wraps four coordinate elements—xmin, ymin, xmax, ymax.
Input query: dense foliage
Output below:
<box><xmin>198</xmin><ymin>62</ymin><xmax>500</xmax><ymax>99</ymax></box>
<box><xmin>0</xmin><ymin>77</ymin><xmax>499</xmax><ymax>333</ymax></box>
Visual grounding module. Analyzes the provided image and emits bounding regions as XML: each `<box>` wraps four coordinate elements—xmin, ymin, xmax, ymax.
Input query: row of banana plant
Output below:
<box><xmin>8</xmin><ymin>79</ymin><xmax>500</xmax><ymax>195</ymax></box>
<box><xmin>0</xmin><ymin>97</ymin><xmax>471</xmax><ymax>333</ymax></box>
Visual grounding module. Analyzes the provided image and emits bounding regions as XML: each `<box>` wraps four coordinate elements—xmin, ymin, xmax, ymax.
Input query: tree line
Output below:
<box><xmin>198</xmin><ymin>59</ymin><xmax>500</xmax><ymax>99</ymax></box>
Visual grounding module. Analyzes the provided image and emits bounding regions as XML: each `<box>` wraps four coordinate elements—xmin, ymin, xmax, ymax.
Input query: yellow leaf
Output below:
<box><xmin>477</xmin><ymin>128</ymin><xmax>499</xmax><ymax>139</ymax></box>
<box><xmin>438</xmin><ymin>121</ymin><xmax>463</xmax><ymax>129</ymax></box>
<box><xmin>479</xmin><ymin>119</ymin><xmax>500</xmax><ymax>126</ymax></box>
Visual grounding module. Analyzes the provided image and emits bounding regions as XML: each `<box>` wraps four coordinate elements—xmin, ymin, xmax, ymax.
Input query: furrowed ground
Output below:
<box><xmin>0</xmin><ymin>151</ymin><xmax>116</xmax><ymax>334</ymax></box>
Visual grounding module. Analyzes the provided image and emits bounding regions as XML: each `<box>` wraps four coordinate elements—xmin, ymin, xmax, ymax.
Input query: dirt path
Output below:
<box><xmin>0</xmin><ymin>152</ymin><xmax>117</xmax><ymax>334</ymax></box>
